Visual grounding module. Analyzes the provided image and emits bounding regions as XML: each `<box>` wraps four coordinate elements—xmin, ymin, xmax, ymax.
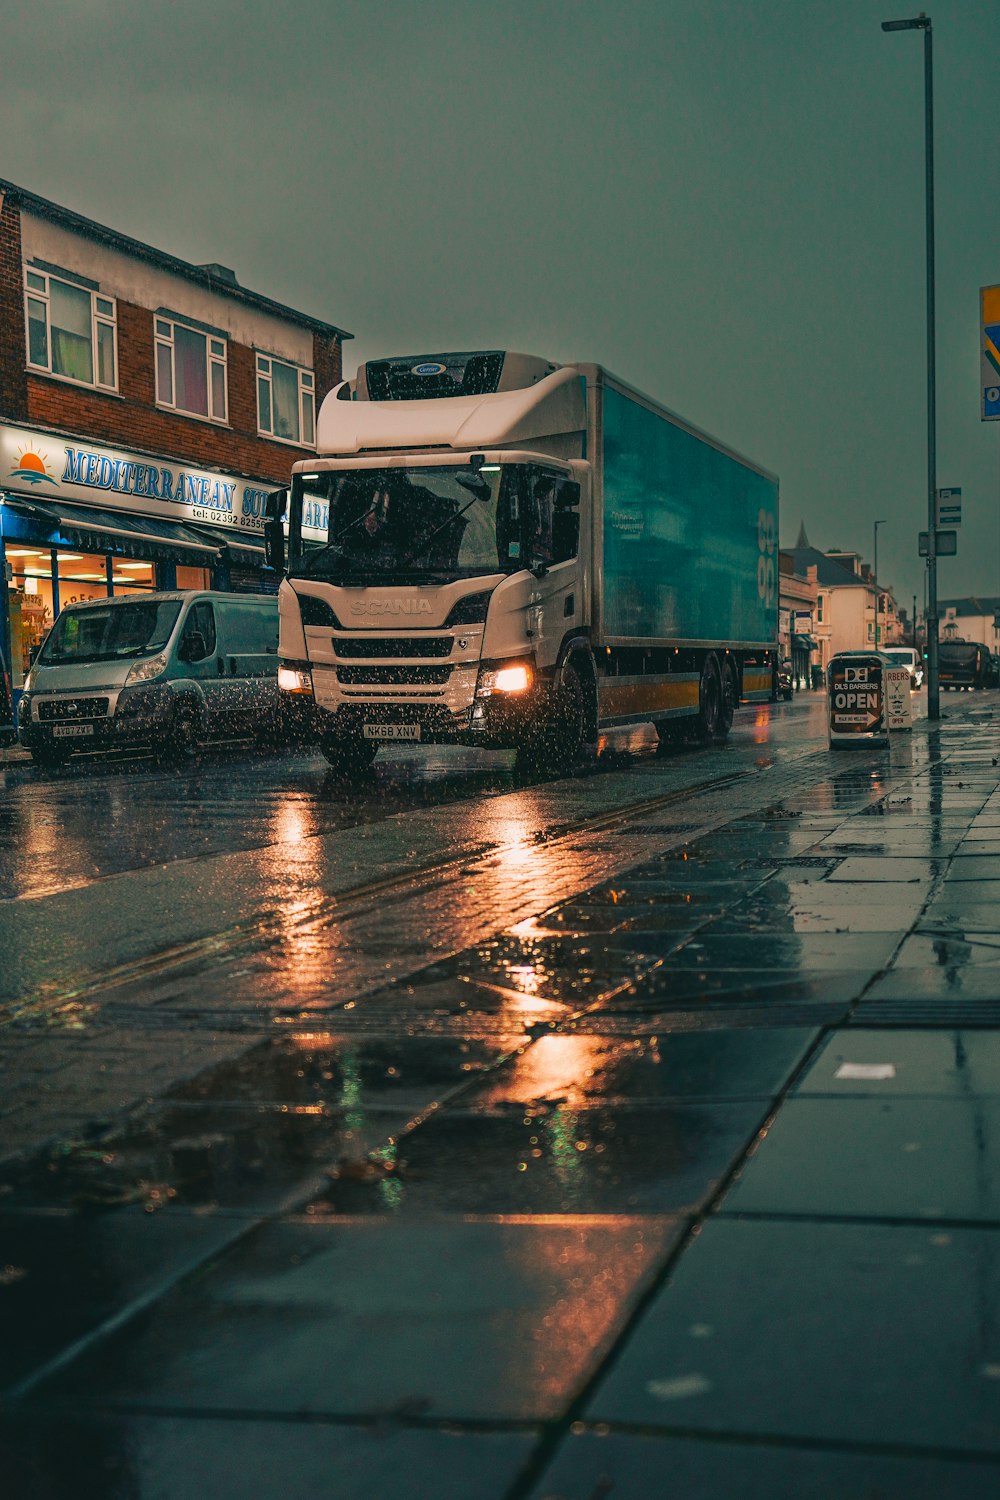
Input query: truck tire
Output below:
<box><xmin>718</xmin><ymin>660</ymin><xmax>738</xmax><ymax>737</ymax></box>
<box><xmin>695</xmin><ymin>655</ymin><xmax>723</xmax><ymax>743</ymax></box>
<box><xmin>320</xmin><ymin>733</ymin><xmax>378</xmax><ymax>775</ymax></box>
<box><xmin>515</xmin><ymin>665</ymin><xmax>585</xmax><ymax>776</ymax></box>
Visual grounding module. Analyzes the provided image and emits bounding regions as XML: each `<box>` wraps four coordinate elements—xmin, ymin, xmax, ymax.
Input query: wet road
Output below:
<box><xmin>5</xmin><ymin>689</ymin><xmax>1000</xmax><ymax>1497</ymax></box>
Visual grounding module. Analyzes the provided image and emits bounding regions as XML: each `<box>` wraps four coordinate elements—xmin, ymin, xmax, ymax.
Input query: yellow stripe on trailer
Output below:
<box><xmin>599</xmin><ymin>675</ymin><xmax>700</xmax><ymax>722</ymax></box>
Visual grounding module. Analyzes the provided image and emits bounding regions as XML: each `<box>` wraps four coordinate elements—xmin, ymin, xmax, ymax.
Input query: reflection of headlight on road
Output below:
<box><xmin>477</xmin><ymin>661</ymin><xmax>533</xmax><ymax>696</ymax></box>
<box><xmin>278</xmin><ymin>661</ymin><xmax>314</xmax><ymax>695</ymax></box>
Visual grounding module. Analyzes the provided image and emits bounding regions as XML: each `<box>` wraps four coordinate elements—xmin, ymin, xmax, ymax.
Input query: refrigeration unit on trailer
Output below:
<box><xmin>264</xmin><ymin>350</ymin><xmax>779</xmax><ymax>772</ymax></box>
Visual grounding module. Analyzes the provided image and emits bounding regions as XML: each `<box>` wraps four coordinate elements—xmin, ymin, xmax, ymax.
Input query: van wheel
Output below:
<box><xmin>320</xmin><ymin>734</ymin><xmax>378</xmax><ymax>774</ymax></box>
<box><xmin>162</xmin><ymin>704</ymin><xmax>203</xmax><ymax>764</ymax></box>
<box><xmin>695</xmin><ymin>655</ymin><xmax>723</xmax><ymax>743</ymax></box>
<box><xmin>30</xmin><ymin>745</ymin><xmax>69</xmax><ymax>771</ymax></box>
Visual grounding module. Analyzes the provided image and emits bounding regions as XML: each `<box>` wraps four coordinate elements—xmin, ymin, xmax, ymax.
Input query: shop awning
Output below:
<box><xmin>793</xmin><ymin>633</ymin><xmax>819</xmax><ymax>651</ymax></box>
<box><xmin>2</xmin><ymin>496</ymin><xmax>220</xmax><ymax>566</ymax></box>
<box><xmin>186</xmin><ymin>523</ymin><xmax>267</xmax><ymax>569</ymax></box>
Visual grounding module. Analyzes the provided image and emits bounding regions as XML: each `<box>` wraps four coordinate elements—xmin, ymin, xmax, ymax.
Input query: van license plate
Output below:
<box><xmin>363</xmin><ymin>723</ymin><xmax>420</xmax><ymax>742</ymax></box>
<box><xmin>52</xmin><ymin>723</ymin><xmax>94</xmax><ymax>738</ymax></box>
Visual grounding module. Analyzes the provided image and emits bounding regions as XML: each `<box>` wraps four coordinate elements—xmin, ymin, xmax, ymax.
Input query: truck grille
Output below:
<box><xmin>336</xmin><ymin>665</ymin><xmax>452</xmax><ymax>686</ymax></box>
<box><xmin>334</xmin><ymin>636</ymin><xmax>453</xmax><ymax>659</ymax></box>
<box><xmin>38</xmin><ymin>698</ymin><xmax>110</xmax><ymax>721</ymax></box>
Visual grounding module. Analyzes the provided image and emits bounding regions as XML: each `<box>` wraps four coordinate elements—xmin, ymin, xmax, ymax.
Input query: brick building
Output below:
<box><xmin>0</xmin><ymin>178</ymin><xmax>350</xmax><ymax>722</ymax></box>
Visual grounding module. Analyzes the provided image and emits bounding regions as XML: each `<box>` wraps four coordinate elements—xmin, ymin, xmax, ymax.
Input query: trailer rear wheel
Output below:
<box><xmin>718</xmin><ymin>660</ymin><xmax>737</xmax><ymax>738</ymax></box>
<box><xmin>695</xmin><ymin>655</ymin><xmax>723</xmax><ymax>743</ymax></box>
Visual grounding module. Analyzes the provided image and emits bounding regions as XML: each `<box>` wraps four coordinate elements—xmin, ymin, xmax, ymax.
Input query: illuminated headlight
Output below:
<box><xmin>477</xmin><ymin>660</ymin><xmax>533</xmax><ymax>697</ymax></box>
<box><xmin>278</xmin><ymin>660</ymin><xmax>314</xmax><ymax>696</ymax></box>
<box><xmin>126</xmin><ymin>654</ymin><xmax>168</xmax><ymax>685</ymax></box>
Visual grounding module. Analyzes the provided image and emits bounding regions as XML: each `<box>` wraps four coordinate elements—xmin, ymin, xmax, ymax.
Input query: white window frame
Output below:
<box><xmin>24</xmin><ymin>267</ymin><xmax>118</xmax><ymax>392</ymax></box>
<box><xmin>256</xmin><ymin>354</ymin><xmax>315</xmax><ymax>447</ymax></box>
<box><xmin>154</xmin><ymin>317</ymin><xmax>228</xmax><ymax>424</ymax></box>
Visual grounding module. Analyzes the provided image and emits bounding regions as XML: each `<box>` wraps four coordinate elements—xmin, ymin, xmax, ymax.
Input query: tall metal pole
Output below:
<box><xmin>874</xmin><ymin>518</ymin><xmax>887</xmax><ymax>646</ymax></box>
<box><xmin>882</xmin><ymin>14</ymin><xmax>938</xmax><ymax>716</ymax></box>
<box><xmin>923</xmin><ymin>18</ymin><xmax>939</xmax><ymax>719</ymax></box>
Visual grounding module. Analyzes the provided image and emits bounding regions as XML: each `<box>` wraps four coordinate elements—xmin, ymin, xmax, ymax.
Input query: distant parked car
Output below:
<box><xmin>939</xmin><ymin>640</ymin><xmax>991</xmax><ymax>691</ymax></box>
<box><xmin>17</xmin><ymin>591</ymin><xmax>287</xmax><ymax>768</ymax></box>
<box><xmin>880</xmin><ymin>646</ymin><xmax>924</xmax><ymax>690</ymax></box>
<box><xmin>776</xmin><ymin>659</ymin><xmax>793</xmax><ymax>701</ymax></box>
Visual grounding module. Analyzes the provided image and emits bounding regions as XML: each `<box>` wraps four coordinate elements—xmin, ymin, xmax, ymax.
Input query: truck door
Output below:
<box><xmin>524</xmin><ymin>470</ymin><xmax>582</xmax><ymax>662</ymax></box>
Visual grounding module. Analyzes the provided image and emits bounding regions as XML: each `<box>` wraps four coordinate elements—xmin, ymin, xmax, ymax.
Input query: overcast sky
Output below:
<box><xmin>3</xmin><ymin>0</ymin><xmax>999</xmax><ymax>609</ymax></box>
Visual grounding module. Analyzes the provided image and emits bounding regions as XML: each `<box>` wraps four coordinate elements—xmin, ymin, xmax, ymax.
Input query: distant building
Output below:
<box><xmin>0</xmin><ymin>177</ymin><xmax>351</xmax><ymax>720</ymax></box>
<box><xmin>778</xmin><ymin>548</ymin><xmax>819</xmax><ymax>687</ymax></box>
<box><xmin>785</xmin><ymin>528</ymin><xmax>902</xmax><ymax>668</ymax></box>
<box><xmin>938</xmin><ymin>596</ymin><xmax>1000</xmax><ymax>650</ymax></box>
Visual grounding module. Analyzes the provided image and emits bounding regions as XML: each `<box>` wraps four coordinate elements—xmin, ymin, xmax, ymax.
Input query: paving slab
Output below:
<box><xmin>529</xmin><ymin>1431</ymin><xmax>1000</xmax><ymax>1499</ymax></box>
<box><xmin>39</xmin><ymin>1217</ymin><xmax>681</xmax><ymax>1422</ymax></box>
<box><xmin>308</xmin><ymin>1099</ymin><xmax>768</xmax><ymax>1217</ymax></box>
<box><xmin>795</xmin><ymin>1029</ymin><xmax>1000</xmax><ymax>1096</ymax></box>
<box><xmin>0</xmin><ymin>1412</ymin><xmax>535</xmax><ymax>1500</ymax></box>
<box><xmin>584</xmin><ymin>1218</ymin><xmax>1000</xmax><ymax>1454</ymax></box>
<box><xmin>722</xmin><ymin>1096</ymin><xmax>1000</xmax><ymax>1220</ymax></box>
<box><xmin>460</xmin><ymin>1028</ymin><xmax>818</xmax><ymax>1106</ymax></box>
<box><xmin>0</xmin><ymin>1208</ymin><xmax>249</xmax><ymax>1395</ymax></box>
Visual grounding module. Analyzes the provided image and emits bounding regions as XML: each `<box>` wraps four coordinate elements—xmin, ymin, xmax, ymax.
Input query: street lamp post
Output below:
<box><xmin>881</xmin><ymin>13</ymin><xmax>939</xmax><ymax>719</ymax></box>
<box><xmin>873</xmin><ymin>518</ymin><xmax>887</xmax><ymax>646</ymax></box>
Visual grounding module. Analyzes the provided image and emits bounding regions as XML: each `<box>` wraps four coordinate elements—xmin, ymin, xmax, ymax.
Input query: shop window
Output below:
<box><xmin>25</xmin><ymin>268</ymin><xmax>117</xmax><ymax>390</ymax></box>
<box><xmin>176</xmin><ymin>565</ymin><xmax>212</xmax><ymax>591</ymax></box>
<box><xmin>256</xmin><ymin>355</ymin><xmax>314</xmax><ymax>446</ymax></box>
<box><xmin>110</xmin><ymin>560</ymin><xmax>156</xmax><ymax>595</ymax></box>
<box><xmin>155</xmin><ymin>317</ymin><xmax>227</xmax><ymax>422</ymax></box>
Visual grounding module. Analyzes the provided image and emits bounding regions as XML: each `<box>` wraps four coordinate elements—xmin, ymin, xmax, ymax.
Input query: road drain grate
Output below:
<box><xmin>742</xmin><ymin>856</ymin><xmax>842</xmax><ymax>869</ymax></box>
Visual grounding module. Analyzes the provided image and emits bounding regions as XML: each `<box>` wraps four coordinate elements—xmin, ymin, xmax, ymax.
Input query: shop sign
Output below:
<box><xmin>884</xmin><ymin>667</ymin><xmax>913</xmax><ymax>731</ymax></box>
<box><xmin>830</xmin><ymin>660</ymin><xmax>883</xmax><ymax>734</ymax></box>
<box><xmin>0</xmin><ymin>422</ymin><xmax>278</xmax><ymax>538</ymax></box>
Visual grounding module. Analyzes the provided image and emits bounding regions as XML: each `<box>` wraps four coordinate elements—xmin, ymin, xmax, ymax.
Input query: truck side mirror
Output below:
<box><xmin>263</xmin><ymin>517</ymin><xmax>285</xmax><ymax>572</ymax></box>
<box><xmin>555</xmin><ymin>480</ymin><xmax>580</xmax><ymax>509</ymax></box>
<box><xmin>264</xmin><ymin>488</ymin><xmax>288</xmax><ymax>521</ymax></box>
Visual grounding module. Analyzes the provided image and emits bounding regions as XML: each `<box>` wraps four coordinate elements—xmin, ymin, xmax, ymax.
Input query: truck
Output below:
<box><xmin>263</xmin><ymin>350</ymin><xmax>779</xmax><ymax>773</ymax></box>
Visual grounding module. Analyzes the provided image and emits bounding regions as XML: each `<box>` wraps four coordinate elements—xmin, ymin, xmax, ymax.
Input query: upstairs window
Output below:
<box><xmin>25</xmin><ymin>268</ymin><xmax>117</xmax><ymax>390</ymax></box>
<box><xmin>256</xmin><ymin>355</ymin><xmax>314</xmax><ymax>446</ymax></box>
<box><xmin>155</xmin><ymin>318</ymin><xmax>227</xmax><ymax>422</ymax></box>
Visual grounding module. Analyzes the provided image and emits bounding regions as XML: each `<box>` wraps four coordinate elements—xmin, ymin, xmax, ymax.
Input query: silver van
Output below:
<box><xmin>17</xmin><ymin>591</ymin><xmax>282</xmax><ymax>767</ymax></box>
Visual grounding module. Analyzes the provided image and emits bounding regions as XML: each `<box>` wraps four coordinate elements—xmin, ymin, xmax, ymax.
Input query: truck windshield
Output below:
<box><xmin>288</xmin><ymin>464</ymin><xmax>561</xmax><ymax>583</ymax></box>
<box><xmin>40</xmin><ymin>600</ymin><xmax>182</xmax><ymax>666</ymax></box>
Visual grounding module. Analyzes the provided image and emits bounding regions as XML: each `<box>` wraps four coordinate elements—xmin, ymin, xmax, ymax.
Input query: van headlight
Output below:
<box><xmin>278</xmin><ymin>660</ymin><xmax>314</xmax><ymax>696</ymax></box>
<box><xmin>126</xmin><ymin>654</ymin><xmax>168</xmax><ymax>685</ymax></box>
<box><xmin>22</xmin><ymin>669</ymin><xmax>34</xmax><ymax>694</ymax></box>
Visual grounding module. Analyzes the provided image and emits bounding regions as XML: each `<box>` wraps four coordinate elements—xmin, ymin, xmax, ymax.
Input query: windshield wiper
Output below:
<box><xmin>399</xmin><ymin>495</ymin><xmax>483</xmax><ymax>570</ymax></box>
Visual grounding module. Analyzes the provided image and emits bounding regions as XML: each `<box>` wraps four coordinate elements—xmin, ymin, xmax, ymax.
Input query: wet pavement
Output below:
<box><xmin>3</xmin><ymin>691</ymin><xmax>1000</xmax><ymax>1495</ymax></box>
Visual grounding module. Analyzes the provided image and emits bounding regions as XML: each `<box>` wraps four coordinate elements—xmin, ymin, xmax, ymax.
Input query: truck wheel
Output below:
<box><xmin>717</xmin><ymin>661</ymin><xmax>737</xmax><ymax>737</ymax></box>
<box><xmin>515</xmin><ymin>666</ymin><xmax>585</xmax><ymax>776</ymax></box>
<box><xmin>320</xmin><ymin>733</ymin><xmax>378</xmax><ymax>775</ymax></box>
<box><xmin>655</xmin><ymin>719</ymin><xmax>687</xmax><ymax>754</ymax></box>
<box><xmin>695</xmin><ymin>655</ymin><xmax>723</xmax><ymax>743</ymax></box>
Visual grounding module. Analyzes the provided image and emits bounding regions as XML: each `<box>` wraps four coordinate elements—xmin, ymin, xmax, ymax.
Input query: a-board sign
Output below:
<box><xmin>884</xmin><ymin>667</ymin><xmax>913</xmax><ymax>731</ymax></box>
<box><xmin>829</xmin><ymin>656</ymin><xmax>884</xmax><ymax>737</ymax></box>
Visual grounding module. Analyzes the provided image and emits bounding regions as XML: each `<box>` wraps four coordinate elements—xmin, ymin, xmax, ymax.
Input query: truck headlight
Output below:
<box><xmin>126</xmin><ymin>654</ymin><xmax>168</xmax><ymax>685</ymax></box>
<box><xmin>476</xmin><ymin>660</ymin><xmax>534</xmax><ymax>697</ymax></box>
<box><xmin>278</xmin><ymin>660</ymin><xmax>314</xmax><ymax>696</ymax></box>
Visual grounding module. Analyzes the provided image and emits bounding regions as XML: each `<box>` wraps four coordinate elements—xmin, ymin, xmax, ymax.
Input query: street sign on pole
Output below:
<box><xmin>936</xmin><ymin>487</ymin><xmax>961</xmax><ymax>525</ymax></box>
<box><xmin>982</xmin><ymin>285</ymin><xmax>1000</xmax><ymax>420</ymax></box>
<box><xmin>919</xmin><ymin>529</ymin><xmax>957</xmax><ymax>556</ymax></box>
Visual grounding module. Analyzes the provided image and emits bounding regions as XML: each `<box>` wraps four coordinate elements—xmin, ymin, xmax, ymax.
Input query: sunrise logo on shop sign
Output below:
<box><xmin>9</xmin><ymin>447</ymin><xmax>57</xmax><ymax>487</ymax></box>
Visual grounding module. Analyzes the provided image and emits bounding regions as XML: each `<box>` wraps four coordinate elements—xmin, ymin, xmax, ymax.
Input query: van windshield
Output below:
<box><xmin>40</xmin><ymin>600</ymin><xmax>182</xmax><ymax>665</ymax></box>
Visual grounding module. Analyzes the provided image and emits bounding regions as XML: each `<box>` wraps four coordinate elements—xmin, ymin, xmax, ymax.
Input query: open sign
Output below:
<box><xmin>829</xmin><ymin>654</ymin><xmax>886</xmax><ymax>740</ymax></box>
